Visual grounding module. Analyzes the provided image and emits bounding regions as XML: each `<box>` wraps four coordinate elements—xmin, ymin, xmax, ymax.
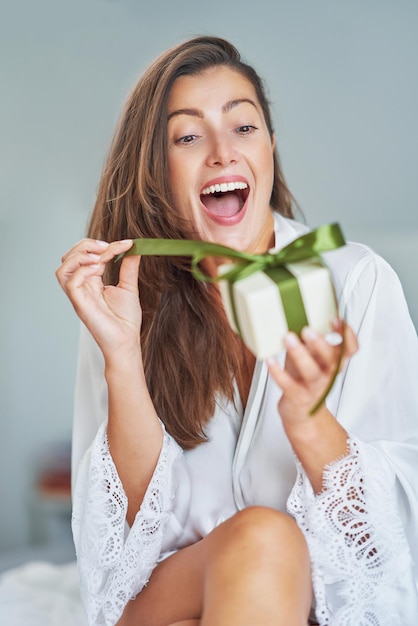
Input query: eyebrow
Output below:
<box><xmin>167</xmin><ymin>98</ymin><xmax>258</xmax><ymax>121</ymax></box>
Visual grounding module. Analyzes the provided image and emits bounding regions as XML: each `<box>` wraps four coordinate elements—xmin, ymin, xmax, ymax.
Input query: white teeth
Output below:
<box><xmin>201</xmin><ymin>181</ymin><xmax>248</xmax><ymax>195</ymax></box>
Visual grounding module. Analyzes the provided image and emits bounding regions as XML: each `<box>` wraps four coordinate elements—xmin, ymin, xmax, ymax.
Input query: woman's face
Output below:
<box><xmin>167</xmin><ymin>66</ymin><xmax>275</xmax><ymax>254</ymax></box>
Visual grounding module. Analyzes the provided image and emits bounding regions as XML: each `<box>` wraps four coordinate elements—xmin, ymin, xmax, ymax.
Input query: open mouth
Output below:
<box><xmin>200</xmin><ymin>181</ymin><xmax>249</xmax><ymax>218</ymax></box>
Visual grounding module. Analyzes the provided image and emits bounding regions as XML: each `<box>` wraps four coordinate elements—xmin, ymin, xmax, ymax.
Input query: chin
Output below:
<box><xmin>216</xmin><ymin>234</ymin><xmax>253</xmax><ymax>252</ymax></box>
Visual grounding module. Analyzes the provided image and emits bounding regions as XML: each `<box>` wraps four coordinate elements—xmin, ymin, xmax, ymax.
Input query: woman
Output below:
<box><xmin>56</xmin><ymin>36</ymin><xmax>418</xmax><ymax>626</ymax></box>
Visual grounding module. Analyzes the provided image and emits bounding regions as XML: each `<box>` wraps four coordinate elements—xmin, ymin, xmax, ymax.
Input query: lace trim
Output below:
<box><xmin>72</xmin><ymin>423</ymin><xmax>183</xmax><ymax>626</ymax></box>
<box><xmin>288</xmin><ymin>438</ymin><xmax>413</xmax><ymax>626</ymax></box>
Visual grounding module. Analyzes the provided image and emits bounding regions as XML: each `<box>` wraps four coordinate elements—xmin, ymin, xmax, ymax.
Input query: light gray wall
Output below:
<box><xmin>1</xmin><ymin>0</ymin><xmax>417</xmax><ymax>551</ymax></box>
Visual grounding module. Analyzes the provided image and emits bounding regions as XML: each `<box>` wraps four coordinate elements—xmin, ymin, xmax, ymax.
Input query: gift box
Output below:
<box><xmin>120</xmin><ymin>223</ymin><xmax>345</xmax><ymax>411</ymax></box>
<box><xmin>218</xmin><ymin>258</ymin><xmax>338</xmax><ymax>360</ymax></box>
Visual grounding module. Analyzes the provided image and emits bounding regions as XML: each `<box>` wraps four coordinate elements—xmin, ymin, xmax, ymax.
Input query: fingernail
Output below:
<box><xmin>284</xmin><ymin>332</ymin><xmax>299</xmax><ymax>348</ymax></box>
<box><xmin>325</xmin><ymin>331</ymin><xmax>343</xmax><ymax>346</ymax></box>
<box><xmin>301</xmin><ymin>326</ymin><xmax>318</xmax><ymax>341</ymax></box>
<box><xmin>96</xmin><ymin>240</ymin><xmax>109</xmax><ymax>247</ymax></box>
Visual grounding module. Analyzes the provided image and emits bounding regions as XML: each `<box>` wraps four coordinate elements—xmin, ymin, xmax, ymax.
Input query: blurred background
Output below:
<box><xmin>1</xmin><ymin>0</ymin><xmax>417</xmax><ymax>571</ymax></box>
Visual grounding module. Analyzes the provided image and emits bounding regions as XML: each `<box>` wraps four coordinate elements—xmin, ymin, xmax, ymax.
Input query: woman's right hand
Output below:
<box><xmin>58</xmin><ymin>238</ymin><xmax>165</xmax><ymax>521</ymax></box>
<box><xmin>56</xmin><ymin>238</ymin><xmax>142</xmax><ymax>361</ymax></box>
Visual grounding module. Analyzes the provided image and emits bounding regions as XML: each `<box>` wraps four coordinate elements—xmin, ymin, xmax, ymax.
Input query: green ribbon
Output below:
<box><xmin>121</xmin><ymin>222</ymin><xmax>345</xmax><ymax>283</ymax></box>
<box><xmin>266</xmin><ymin>265</ymin><xmax>309</xmax><ymax>337</ymax></box>
<box><xmin>119</xmin><ymin>222</ymin><xmax>346</xmax><ymax>414</ymax></box>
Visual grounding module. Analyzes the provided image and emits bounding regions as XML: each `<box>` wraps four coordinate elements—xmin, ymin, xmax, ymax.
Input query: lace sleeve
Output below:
<box><xmin>72</xmin><ymin>422</ymin><xmax>183</xmax><ymax>626</ymax></box>
<box><xmin>287</xmin><ymin>438</ymin><xmax>414</xmax><ymax>626</ymax></box>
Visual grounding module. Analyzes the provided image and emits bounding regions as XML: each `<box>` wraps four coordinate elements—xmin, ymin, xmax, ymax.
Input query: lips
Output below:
<box><xmin>200</xmin><ymin>178</ymin><xmax>249</xmax><ymax>223</ymax></box>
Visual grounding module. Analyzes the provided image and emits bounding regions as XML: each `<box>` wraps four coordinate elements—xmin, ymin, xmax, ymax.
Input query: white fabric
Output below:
<box><xmin>72</xmin><ymin>214</ymin><xmax>418</xmax><ymax>626</ymax></box>
<box><xmin>0</xmin><ymin>561</ymin><xmax>87</xmax><ymax>626</ymax></box>
<box><xmin>72</xmin><ymin>423</ymin><xmax>182</xmax><ymax>625</ymax></box>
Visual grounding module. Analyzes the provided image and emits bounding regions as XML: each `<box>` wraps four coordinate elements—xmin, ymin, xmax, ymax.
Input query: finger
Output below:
<box><xmin>266</xmin><ymin>356</ymin><xmax>298</xmax><ymax>392</ymax></box>
<box><xmin>57</xmin><ymin>239</ymin><xmax>133</xmax><ymax>287</ymax></box>
<box><xmin>91</xmin><ymin>239</ymin><xmax>133</xmax><ymax>264</ymax></box>
<box><xmin>327</xmin><ymin>319</ymin><xmax>359</xmax><ymax>371</ymax></box>
<box><xmin>56</xmin><ymin>250</ymin><xmax>105</xmax><ymax>290</ymax></box>
<box><xmin>61</xmin><ymin>250</ymin><xmax>101</xmax><ymax>272</ymax></box>
<box><xmin>117</xmin><ymin>254</ymin><xmax>141</xmax><ymax>294</ymax></box>
<box><xmin>61</xmin><ymin>238</ymin><xmax>109</xmax><ymax>263</ymax></box>
<box><xmin>58</xmin><ymin>241</ymin><xmax>110</xmax><ymax>288</ymax></box>
<box><xmin>283</xmin><ymin>332</ymin><xmax>322</xmax><ymax>382</ymax></box>
<box><xmin>340</xmin><ymin>321</ymin><xmax>359</xmax><ymax>358</ymax></box>
<box><xmin>61</xmin><ymin>238</ymin><xmax>132</xmax><ymax>266</ymax></box>
<box><xmin>69</xmin><ymin>239</ymin><xmax>132</xmax><ymax>268</ymax></box>
<box><xmin>64</xmin><ymin>262</ymin><xmax>105</xmax><ymax>293</ymax></box>
<box><xmin>300</xmin><ymin>326</ymin><xmax>342</xmax><ymax>372</ymax></box>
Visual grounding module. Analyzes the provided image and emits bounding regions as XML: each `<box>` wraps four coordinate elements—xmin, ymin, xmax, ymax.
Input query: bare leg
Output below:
<box><xmin>118</xmin><ymin>506</ymin><xmax>312</xmax><ymax>626</ymax></box>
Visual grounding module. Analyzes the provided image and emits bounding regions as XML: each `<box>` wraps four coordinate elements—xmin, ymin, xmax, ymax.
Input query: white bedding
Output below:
<box><xmin>0</xmin><ymin>561</ymin><xmax>87</xmax><ymax>626</ymax></box>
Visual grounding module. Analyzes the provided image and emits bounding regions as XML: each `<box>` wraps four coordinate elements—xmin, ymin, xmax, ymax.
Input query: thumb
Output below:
<box><xmin>117</xmin><ymin>254</ymin><xmax>141</xmax><ymax>294</ymax></box>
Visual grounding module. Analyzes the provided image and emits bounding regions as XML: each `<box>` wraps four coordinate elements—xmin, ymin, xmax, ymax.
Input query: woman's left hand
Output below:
<box><xmin>267</xmin><ymin>319</ymin><xmax>358</xmax><ymax>491</ymax></box>
<box><xmin>267</xmin><ymin>319</ymin><xmax>358</xmax><ymax>427</ymax></box>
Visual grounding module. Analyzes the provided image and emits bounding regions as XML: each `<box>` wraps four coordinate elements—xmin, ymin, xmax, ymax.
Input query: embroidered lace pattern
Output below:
<box><xmin>72</xmin><ymin>423</ymin><xmax>183</xmax><ymax>626</ymax></box>
<box><xmin>288</xmin><ymin>438</ymin><xmax>413</xmax><ymax>626</ymax></box>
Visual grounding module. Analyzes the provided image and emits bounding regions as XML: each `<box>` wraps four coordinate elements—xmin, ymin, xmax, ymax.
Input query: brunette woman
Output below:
<box><xmin>56</xmin><ymin>36</ymin><xmax>418</xmax><ymax>626</ymax></box>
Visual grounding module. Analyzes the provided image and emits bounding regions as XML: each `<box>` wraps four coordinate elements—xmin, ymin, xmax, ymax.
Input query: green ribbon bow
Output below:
<box><xmin>120</xmin><ymin>222</ymin><xmax>346</xmax><ymax>414</ymax></box>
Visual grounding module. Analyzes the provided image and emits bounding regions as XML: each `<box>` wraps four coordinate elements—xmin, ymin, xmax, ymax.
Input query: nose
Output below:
<box><xmin>206</xmin><ymin>133</ymin><xmax>238</xmax><ymax>167</ymax></box>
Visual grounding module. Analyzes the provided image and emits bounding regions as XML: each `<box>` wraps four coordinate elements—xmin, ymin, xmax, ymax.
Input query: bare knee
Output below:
<box><xmin>204</xmin><ymin>507</ymin><xmax>312</xmax><ymax>622</ymax></box>
<box><xmin>214</xmin><ymin>506</ymin><xmax>309</xmax><ymax>561</ymax></box>
<box><xmin>202</xmin><ymin>505</ymin><xmax>311</xmax><ymax>602</ymax></box>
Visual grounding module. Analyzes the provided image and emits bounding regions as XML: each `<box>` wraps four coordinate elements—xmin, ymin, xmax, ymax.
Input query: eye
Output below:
<box><xmin>175</xmin><ymin>134</ymin><xmax>197</xmax><ymax>145</ymax></box>
<box><xmin>235</xmin><ymin>125</ymin><xmax>257</xmax><ymax>135</ymax></box>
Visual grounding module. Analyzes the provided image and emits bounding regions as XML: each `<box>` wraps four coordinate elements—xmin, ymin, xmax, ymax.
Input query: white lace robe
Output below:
<box><xmin>71</xmin><ymin>215</ymin><xmax>418</xmax><ymax>625</ymax></box>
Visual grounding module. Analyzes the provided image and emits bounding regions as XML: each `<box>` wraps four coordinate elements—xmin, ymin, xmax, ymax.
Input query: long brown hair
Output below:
<box><xmin>88</xmin><ymin>36</ymin><xmax>296</xmax><ymax>448</ymax></box>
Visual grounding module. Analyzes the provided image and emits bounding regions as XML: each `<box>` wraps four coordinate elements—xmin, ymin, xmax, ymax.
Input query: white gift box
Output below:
<box><xmin>219</xmin><ymin>259</ymin><xmax>338</xmax><ymax>359</ymax></box>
